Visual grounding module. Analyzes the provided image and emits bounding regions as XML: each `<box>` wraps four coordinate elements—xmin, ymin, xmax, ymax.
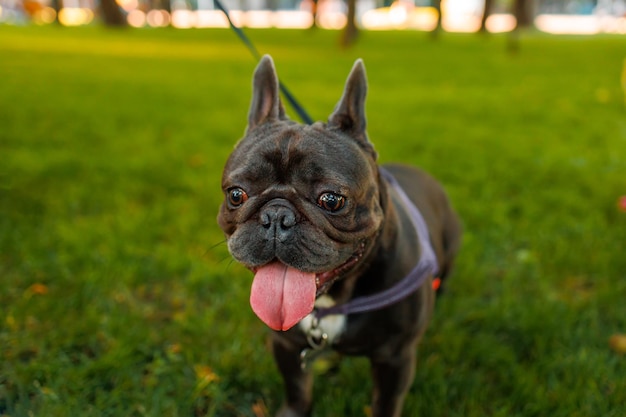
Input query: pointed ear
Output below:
<box><xmin>328</xmin><ymin>59</ymin><xmax>368</xmax><ymax>142</ymax></box>
<box><xmin>248</xmin><ymin>55</ymin><xmax>286</xmax><ymax>129</ymax></box>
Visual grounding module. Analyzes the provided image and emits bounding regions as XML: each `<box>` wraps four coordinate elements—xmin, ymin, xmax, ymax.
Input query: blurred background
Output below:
<box><xmin>2</xmin><ymin>0</ymin><xmax>626</xmax><ymax>35</ymax></box>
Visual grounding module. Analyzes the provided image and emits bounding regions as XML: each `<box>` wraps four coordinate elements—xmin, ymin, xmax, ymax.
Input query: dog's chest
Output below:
<box><xmin>298</xmin><ymin>295</ymin><xmax>346</xmax><ymax>345</ymax></box>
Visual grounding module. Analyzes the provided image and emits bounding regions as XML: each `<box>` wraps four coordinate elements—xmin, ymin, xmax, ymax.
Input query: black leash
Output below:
<box><xmin>213</xmin><ymin>0</ymin><xmax>314</xmax><ymax>125</ymax></box>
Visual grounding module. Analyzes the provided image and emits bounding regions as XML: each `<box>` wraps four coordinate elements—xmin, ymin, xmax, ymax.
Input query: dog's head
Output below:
<box><xmin>217</xmin><ymin>56</ymin><xmax>384</xmax><ymax>331</ymax></box>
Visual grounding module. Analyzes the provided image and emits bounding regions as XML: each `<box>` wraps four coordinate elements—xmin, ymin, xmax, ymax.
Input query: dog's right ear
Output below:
<box><xmin>248</xmin><ymin>55</ymin><xmax>286</xmax><ymax>130</ymax></box>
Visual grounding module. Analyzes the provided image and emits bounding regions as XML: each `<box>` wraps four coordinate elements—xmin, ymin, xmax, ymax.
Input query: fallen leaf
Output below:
<box><xmin>194</xmin><ymin>364</ymin><xmax>219</xmax><ymax>384</ymax></box>
<box><xmin>27</xmin><ymin>283</ymin><xmax>49</xmax><ymax>295</ymax></box>
<box><xmin>609</xmin><ymin>334</ymin><xmax>626</xmax><ymax>354</ymax></box>
<box><xmin>252</xmin><ymin>399</ymin><xmax>269</xmax><ymax>417</ymax></box>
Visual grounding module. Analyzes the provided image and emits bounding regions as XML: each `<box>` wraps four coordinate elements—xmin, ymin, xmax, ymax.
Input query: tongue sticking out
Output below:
<box><xmin>250</xmin><ymin>261</ymin><xmax>317</xmax><ymax>331</ymax></box>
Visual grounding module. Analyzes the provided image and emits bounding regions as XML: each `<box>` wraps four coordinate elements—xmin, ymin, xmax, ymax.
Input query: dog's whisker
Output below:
<box><xmin>216</xmin><ymin>254</ymin><xmax>234</xmax><ymax>266</ymax></box>
<box><xmin>200</xmin><ymin>240</ymin><xmax>228</xmax><ymax>259</ymax></box>
<box><xmin>225</xmin><ymin>258</ymin><xmax>238</xmax><ymax>271</ymax></box>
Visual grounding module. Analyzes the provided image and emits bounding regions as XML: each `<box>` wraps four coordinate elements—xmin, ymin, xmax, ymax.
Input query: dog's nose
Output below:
<box><xmin>260</xmin><ymin>202</ymin><xmax>297</xmax><ymax>241</ymax></box>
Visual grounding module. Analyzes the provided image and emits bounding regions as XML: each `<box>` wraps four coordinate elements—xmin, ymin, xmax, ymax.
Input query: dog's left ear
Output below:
<box><xmin>328</xmin><ymin>59</ymin><xmax>374</xmax><ymax>157</ymax></box>
<box><xmin>248</xmin><ymin>55</ymin><xmax>287</xmax><ymax>130</ymax></box>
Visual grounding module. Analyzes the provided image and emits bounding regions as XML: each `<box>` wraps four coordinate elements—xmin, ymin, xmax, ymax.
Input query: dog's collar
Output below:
<box><xmin>313</xmin><ymin>167</ymin><xmax>439</xmax><ymax>320</ymax></box>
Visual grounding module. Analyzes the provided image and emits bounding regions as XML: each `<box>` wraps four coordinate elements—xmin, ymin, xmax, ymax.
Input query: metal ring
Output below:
<box><xmin>307</xmin><ymin>331</ymin><xmax>328</xmax><ymax>350</ymax></box>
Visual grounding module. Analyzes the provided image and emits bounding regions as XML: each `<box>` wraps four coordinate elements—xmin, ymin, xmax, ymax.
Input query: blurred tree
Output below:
<box><xmin>480</xmin><ymin>0</ymin><xmax>494</xmax><ymax>32</ymax></box>
<box><xmin>153</xmin><ymin>0</ymin><xmax>171</xmax><ymax>12</ymax></box>
<box><xmin>100</xmin><ymin>0</ymin><xmax>127</xmax><ymax>26</ymax></box>
<box><xmin>50</xmin><ymin>0</ymin><xmax>62</xmax><ymax>24</ymax></box>
<box><xmin>431</xmin><ymin>0</ymin><xmax>443</xmax><ymax>39</ymax></box>
<box><xmin>310</xmin><ymin>0</ymin><xmax>319</xmax><ymax>28</ymax></box>
<box><xmin>341</xmin><ymin>0</ymin><xmax>358</xmax><ymax>47</ymax></box>
<box><xmin>481</xmin><ymin>0</ymin><xmax>537</xmax><ymax>34</ymax></box>
<box><xmin>508</xmin><ymin>0</ymin><xmax>536</xmax><ymax>53</ymax></box>
<box><xmin>513</xmin><ymin>0</ymin><xmax>533</xmax><ymax>28</ymax></box>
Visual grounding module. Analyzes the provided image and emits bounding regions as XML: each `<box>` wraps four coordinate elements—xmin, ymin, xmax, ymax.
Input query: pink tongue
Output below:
<box><xmin>250</xmin><ymin>262</ymin><xmax>317</xmax><ymax>331</ymax></box>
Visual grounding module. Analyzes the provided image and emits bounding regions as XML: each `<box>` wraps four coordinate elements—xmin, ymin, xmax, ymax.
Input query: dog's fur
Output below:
<box><xmin>217</xmin><ymin>55</ymin><xmax>461</xmax><ymax>417</ymax></box>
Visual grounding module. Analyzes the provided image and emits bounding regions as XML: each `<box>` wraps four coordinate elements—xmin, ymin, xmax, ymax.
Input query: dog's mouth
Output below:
<box><xmin>248</xmin><ymin>241</ymin><xmax>368</xmax><ymax>332</ymax></box>
<box><xmin>314</xmin><ymin>240</ymin><xmax>367</xmax><ymax>296</ymax></box>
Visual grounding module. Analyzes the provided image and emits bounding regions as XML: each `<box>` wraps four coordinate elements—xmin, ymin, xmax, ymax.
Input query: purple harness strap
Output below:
<box><xmin>314</xmin><ymin>167</ymin><xmax>439</xmax><ymax>319</ymax></box>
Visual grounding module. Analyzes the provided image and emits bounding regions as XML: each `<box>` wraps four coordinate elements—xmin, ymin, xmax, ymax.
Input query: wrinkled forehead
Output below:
<box><xmin>226</xmin><ymin>124</ymin><xmax>376</xmax><ymax>186</ymax></box>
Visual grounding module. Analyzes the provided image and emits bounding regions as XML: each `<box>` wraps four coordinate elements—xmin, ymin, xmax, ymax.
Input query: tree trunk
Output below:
<box><xmin>508</xmin><ymin>0</ymin><xmax>534</xmax><ymax>52</ymax></box>
<box><xmin>51</xmin><ymin>0</ymin><xmax>62</xmax><ymax>24</ymax></box>
<box><xmin>512</xmin><ymin>0</ymin><xmax>533</xmax><ymax>29</ymax></box>
<box><xmin>157</xmin><ymin>0</ymin><xmax>171</xmax><ymax>12</ymax></box>
<box><xmin>310</xmin><ymin>0</ymin><xmax>318</xmax><ymax>29</ymax></box>
<box><xmin>479</xmin><ymin>0</ymin><xmax>494</xmax><ymax>33</ymax></box>
<box><xmin>100</xmin><ymin>0</ymin><xmax>127</xmax><ymax>26</ymax></box>
<box><xmin>431</xmin><ymin>0</ymin><xmax>442</xmax><ymax>39</ymax></box>
<box><xmin>340</xmin><ymin>0</ymin><xmax>358</xmax><ymax>47</ymax></box>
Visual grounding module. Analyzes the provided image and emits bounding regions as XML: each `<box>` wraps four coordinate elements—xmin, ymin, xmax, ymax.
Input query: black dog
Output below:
<box><xmin>217</xmin><ymin>55</ymin><xmax>461</xmax><ymax>417</ymax></box>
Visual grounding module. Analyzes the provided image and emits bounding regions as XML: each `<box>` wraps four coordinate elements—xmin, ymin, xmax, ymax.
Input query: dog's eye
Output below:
<box><xmin>228</xmin><ymin>187</ymin><xmax>248</xmax><ymax>207</ymax></box>
<box><xmin>318</xmin><ymin>192</ymin><xmax>346</xmax><ymax>212</ymax></box>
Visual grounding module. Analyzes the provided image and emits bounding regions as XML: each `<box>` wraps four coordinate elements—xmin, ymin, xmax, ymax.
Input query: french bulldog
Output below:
<box><xmin>217</xmin><ymin>55</ymin><xmax>461</xmax><ymax>417</ymax></box>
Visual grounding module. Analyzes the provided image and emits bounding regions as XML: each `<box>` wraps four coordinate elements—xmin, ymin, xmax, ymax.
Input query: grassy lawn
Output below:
<box><xmin>1</xmin><ymin>25</ymin><xmax>625</xmax><ymax>416</ymax></box>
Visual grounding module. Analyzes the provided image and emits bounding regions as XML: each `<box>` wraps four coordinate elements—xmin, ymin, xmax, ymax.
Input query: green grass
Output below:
<box><xmin>1</xmin><ymin>25</ymin><xmax>625</xmax><ymax>416</ymax></box>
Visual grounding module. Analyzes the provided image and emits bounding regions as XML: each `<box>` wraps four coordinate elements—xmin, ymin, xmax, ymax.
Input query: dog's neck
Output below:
<box><xmin>322</xmin><ymin>167</ymin><xmax>398</xmax><ymax>304</ymax></box>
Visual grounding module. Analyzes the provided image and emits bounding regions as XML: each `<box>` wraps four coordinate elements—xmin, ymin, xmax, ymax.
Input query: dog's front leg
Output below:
<box><xmin>369</xmin><ymin>349</ymin><xmax>416</xmax><ymax>417</ymax></box>
<box><xmin>272</xmin><ymin>336</ymin><xmax>313</xmax><ymax>417</ymax></box>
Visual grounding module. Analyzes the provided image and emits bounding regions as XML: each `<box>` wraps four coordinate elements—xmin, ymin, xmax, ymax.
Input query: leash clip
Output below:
<box><xmin>300</xmin><ymin>314</ymin><xmax>330</xmax><ymax>370</ymax></box>
<box><xmin>306</xmin><ymin>315</ymin><xmax>328</xmax><ymax>350</ymax></box>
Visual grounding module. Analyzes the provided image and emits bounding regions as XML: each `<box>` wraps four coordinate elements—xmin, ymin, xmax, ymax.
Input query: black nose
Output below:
<box><xmin>260</xmin><ymin>202</ymin><xmax>297</xmax><ymax>242</ymax></box>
